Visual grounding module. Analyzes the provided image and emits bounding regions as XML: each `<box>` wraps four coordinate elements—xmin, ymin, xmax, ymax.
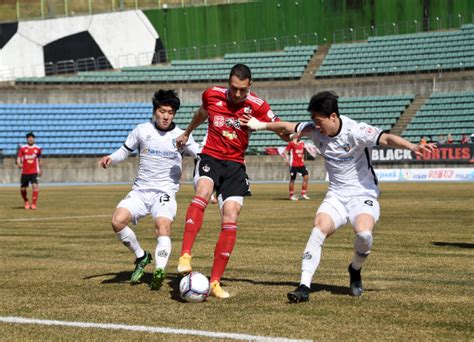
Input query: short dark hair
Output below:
<box><xmin>229</xmin><ymin>64</ymin><xmax>252</xmax><ymax>82</ymax></box>
<box><xmin>26</xmin><ymin>132</ymin><xmax>35</xmax><ymax>138</ymax></box>
<box><xmin>152</xmin><ymin>89</ymin><xmax>180</xmax><ymax>112</ymax></box>
<box><xmin>307</xmin><ymin>91</ymin><xmax>340</xmax><ymax>117</ymax></box>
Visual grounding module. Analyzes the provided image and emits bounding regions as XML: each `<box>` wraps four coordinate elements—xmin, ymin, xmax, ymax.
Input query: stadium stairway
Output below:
<box><xmin>300</xmin><ymin>44</ymin><xmax>330</xmax><ymax>83</ymax></box>
<box><xmin>390</xmin><ymin>95</ymin><xmax>428</xmax><ymax>136</ymax></box>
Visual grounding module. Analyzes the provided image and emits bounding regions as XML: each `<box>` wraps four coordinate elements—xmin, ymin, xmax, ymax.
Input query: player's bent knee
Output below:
<box><xmin>111</xmin><ymin>209</ymin><xmax>131</xmax><ymax>232</ymax></box>
<box><xmin>354</xmin><ymin>231</ymin><xmax>373</xmax><ymax>256</ymax></box>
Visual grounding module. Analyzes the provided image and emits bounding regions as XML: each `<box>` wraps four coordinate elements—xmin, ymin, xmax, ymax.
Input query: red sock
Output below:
<box><xmin>32</xmin><ymin>190</ymin><xmax>39</xmax><ymax>205</ymax></box>
<box><xmin>210</xmin><ymin>223</ymin><xmax>237</xmax><ymax>283</ymax></box>
<box><xmin>21</xmin><ymin>189</ymin><xmax>28</xmax><ymax>202</ymax></box>
<box><xmin>302</xmin><ymin>183</ymin><xmax>308</xmax><ymax>196</ymax></box>
<box><xmin>181</xmin><ymin>196</ymin><xmax>208</xmax><ymax>255</ymax></box>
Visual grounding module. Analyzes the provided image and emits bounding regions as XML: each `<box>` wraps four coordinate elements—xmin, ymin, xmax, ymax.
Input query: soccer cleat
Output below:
<box><xmin>130</xmin><ymin>251</ymin><xmax>152</xmax><ymax>284</ymax></box>
<box><xmin>290</xmin><ymin>195</ymin><xmax>299</xmax><ymax>201</ymax></box>
<box><xmin>210</xmin><ymin>280</ymin><xmax>230</xmax><ymax>299</ymax></box>
<box><xmin>348</xmin><ymin>264</ymin><xmax>363</xmax><ymax>297</ymax></box>
<box><xmin>31</xmin><ymin>204</ymin><xmax>37</xmax><ymax>210</ymax></box>
<box><xmin>301</xmin><ymin>194</ymin><xmax>311</xmax><ymax>200</ymax></box>
<box><xmin>24</xmin><ymin>201</ymin><xmax>30</xmax><ymax>209</ymax></box>
<box><xmin>287</xmin><ymin>284</ymin><xmax>310</xmax><ymax>303</ymax></box>
<box><xmin>177</xmin><ymin>253</ymin><xmax>192</xmax><ymax>274</ymax></box>
<box><xmin>150</xmin><ymin>267</ymin><xmax>166</xmax><ymax>290</ymax></box>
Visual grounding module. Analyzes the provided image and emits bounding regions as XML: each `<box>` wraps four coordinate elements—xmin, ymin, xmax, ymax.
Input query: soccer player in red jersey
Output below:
<box><xmin>284</xmin><ymin>133</ymin><xmax>310</xmax><ymax>201</ymax></box>
<box><xmin>175</xmin><ymin>64</ymin><xmax>290</xmax><ymax>298</ymax></box>
<box><xmin>16</xmin><ymin>132</ymin><xmax>42</xmax><ymax>210</ymax></box>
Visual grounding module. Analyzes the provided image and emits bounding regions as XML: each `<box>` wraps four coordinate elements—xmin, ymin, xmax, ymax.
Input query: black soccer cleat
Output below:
<box><xmin>348</xmin><ymin>263</ymin><xmax>363</xmax><ymax>297</ymax></box>
<box><xmin>287</xmin><ymin>284</ymin><xmax>310</xmax><ymax>303</ymax></box>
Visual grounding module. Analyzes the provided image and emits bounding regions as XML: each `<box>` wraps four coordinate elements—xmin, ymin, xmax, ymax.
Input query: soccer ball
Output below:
<box><xmin>179</xmin><ymin>272</ymin><xmax>210</xmax><ymax>302</ymax></box>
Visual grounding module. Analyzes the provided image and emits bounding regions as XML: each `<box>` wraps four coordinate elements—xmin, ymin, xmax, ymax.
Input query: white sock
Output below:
<box><xmin>300</xmin><ymin>227</ymin><xmax>326</xmax><ymax>287</ymax></box>
<box><xmin>351</xmin><ymin>231</ymin><xmax>373</xmax><ymax>270</ymax></box>
<box><xmin>155</xmin><ymin>236</ymin><xmax>171</xmax><ymax>270</ymax></box>
<box><xmin>116</xmin><ymin>226</ymin><xmax>144</xmax><ymax>259</ymax></box>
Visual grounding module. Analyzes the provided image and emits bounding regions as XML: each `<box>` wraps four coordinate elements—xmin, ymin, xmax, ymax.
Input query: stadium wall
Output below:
<box><xmin>1</xmin><ymin>73</ymin><xmax>473</xmax><ymax>104</ymax></box>
<box><xmin>0</xmin><ymin>156</ymin><xmax>326</xmax><ymax>184</ymax></box>
<box><xmin>144</xmin><ymin>0</ymin><xmax>474</xmax><ymax>57</ymax></box>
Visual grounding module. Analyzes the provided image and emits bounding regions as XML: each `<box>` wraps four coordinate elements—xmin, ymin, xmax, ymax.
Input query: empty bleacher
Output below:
<box><xmin>317</xmin><ymin>25</ymin><xmax>474</xmax><ymax>78</ymax></box>
<box><xmin>402</xmin><ymin>91</ymin><xmax>474</xmax><ymax>143</ymax></box>
<box><xmin>0</xmin><ymin>94</ymin><xmax>412</xmax><ymax>156</ymax></box>
<box><xmin>15</xmin><ymin>45</ymin><xmax>316</xmax><ymax>85</ymax></box>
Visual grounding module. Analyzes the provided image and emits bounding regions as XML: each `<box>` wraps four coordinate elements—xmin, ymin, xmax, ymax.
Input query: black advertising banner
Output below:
<box><xmin>372</xmin><ymin>144</ymin><xmax>474</xmax><ymax>164</ymax></box>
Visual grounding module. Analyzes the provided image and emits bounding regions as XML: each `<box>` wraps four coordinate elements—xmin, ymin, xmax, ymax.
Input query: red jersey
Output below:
<box><xmin>18</xmin><ymin>144</ymin><xmax>42</xmax><ymax>174</ymax></box>
<box><xmin>201</xmin><ymin>86</ymin><xmax>279</xmax><ymax>164</ymax></box>
<box><xmin>285</xmin><ymin>141</ymin><xmax>305</xmax><ymax>167</ymax></box>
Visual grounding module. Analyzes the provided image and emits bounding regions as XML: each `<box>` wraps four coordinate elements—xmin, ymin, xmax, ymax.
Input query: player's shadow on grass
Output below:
<box><xmin>84</xmin><ymin>271</ymin><xmax>187</xmax><ymax>302</ymax></box>
<box><xmin>221</xmin><ymin>277</ymin><xmax>351</xmax><ymax>296</ymax></box>
<box><xmin>432</xmin><ymin>242</ymin><xmax>474</xmax><ymax>249</ymax></box>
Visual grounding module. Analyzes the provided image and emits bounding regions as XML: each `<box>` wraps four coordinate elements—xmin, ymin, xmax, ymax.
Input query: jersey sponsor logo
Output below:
<box><xmin>244</xmin><ymin>106</ymin><xmax>253</xmax><ymax>114</ymax></box>
<box><xmin>302</xmin><ymin>252</ymin><xmax>312</xmax><ymax>260</ymax></box>
<box><xmin>225</xmin><ymin>118</ymin><xmax>241</xmax><ymax>129</ymax></box>
<box><xmin>202</xmin><ymin>164</ymin><xmax>211</xmax><ymax>173</ymax></box>
<box><xmin>214</xmin><ymin>115</ymin><xmax>225</xmax><ymax>127</ymax></box>
<box><xmin>143</xmin><ymin>147</ymin><xmax>178</xmax><ymax>158</ymax></box>
<box><xmin>222</xmin><ymin>130</ymin><xmax>238</xmax><ymax>140</ymax></box>
<box><xmin>364</xmin><ymin>200</ymin><xmax>374</xmax><ymax>206</ymax></box>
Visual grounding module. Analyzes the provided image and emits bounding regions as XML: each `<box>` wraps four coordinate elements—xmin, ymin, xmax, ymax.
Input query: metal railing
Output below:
<box><xmin>0</xmin><ymin>0</ymin><xmax>250</xmax><ymax>23</ymax></box>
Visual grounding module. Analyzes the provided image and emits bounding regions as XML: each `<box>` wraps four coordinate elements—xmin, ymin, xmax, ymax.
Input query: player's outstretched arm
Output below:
<box><xmin>241</xmin><ymin>115</ymin><xmax>297</xmax><ymax>134</ymax></box>
<box><xmin>177</xmin><ymin>106</ymin><xmax>209</xmax><ymax>149</ymax></box>
<box><xmin>378</xmin><ymin>133</ymin><xmax>437</xmax><ymax>158</ymax></box>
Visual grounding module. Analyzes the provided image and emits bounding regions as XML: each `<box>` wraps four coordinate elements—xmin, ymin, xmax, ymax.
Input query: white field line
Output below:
<box><xmin>0</xmin><ymin>316</ymin><xmax>312</xmax><ymax>342</ymax></box>
<box><xmin>3</xmin><ymin>214</ymin><xmax>110</xmax><ymax>222</ymax></box>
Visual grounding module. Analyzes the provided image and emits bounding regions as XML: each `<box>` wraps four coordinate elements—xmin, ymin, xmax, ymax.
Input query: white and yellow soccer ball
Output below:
<box><xmin>179</xmin><ymin>272</ymin><xmax>210</xmax><ymax>302</ymax></box>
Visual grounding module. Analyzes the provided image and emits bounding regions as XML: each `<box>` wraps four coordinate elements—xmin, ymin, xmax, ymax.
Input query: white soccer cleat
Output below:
<box><xmin>290</xmin><ymin>195</ymin><xmax>299</xmax><ymax>201</ymax></box>
<box><xmin>301</xmin><ymin>194</ymin><xmax>311</xmax><ymax>200</ymax></box>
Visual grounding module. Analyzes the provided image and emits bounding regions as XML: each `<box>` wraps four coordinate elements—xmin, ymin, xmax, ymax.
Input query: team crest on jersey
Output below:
<box><xmin>337</xmin><ymin>143</ymin><xmax>351</xmax><ymax>152</ymax></box>
<box><xmin>364</xmin><ymin>126</ymin><xmax>376</xmax><ymax>136</ymax></box>
<box><xmin>244</xmin><ymin>106</ymin><xmax>253</xmax><ymax>114</ymax></box>
<box><xmin>222</xmin><ymin>130</ymin><xmax>238</xmax><ymax>140</ymax></box>
<box><xmin>214</xmin><ymin>115</ymin><xmax>225</xmax><ymax>127</ymax></box>
<box><xmin>202</xmin><ymin>164</ymin><xmax>211</xmax><ymax>173</ymax></box>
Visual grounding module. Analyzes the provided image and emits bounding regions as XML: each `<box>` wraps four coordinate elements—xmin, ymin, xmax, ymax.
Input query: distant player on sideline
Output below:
<box><xmin>98</xmin><ymin>90</ymin><xmax>199</xmax><ymax>290</ymax></box>
<box><xmin>283</xmin><ymin>133</ymin><xmax>310</xmax><ymax>201</ymax></box>
<box><xmin>175</xmin><ymin>64</ymin><xmax>290</xmax><ymax>298</ymax></box>
<box><xmin>17</xmin><ymin>132</ymin><xmax>42</xmax><ymax>210</ymax></box>
<box><xmin>243</xmin><ymin>91</ymin><xmax>436</xmax><ymax>302</ymax></box>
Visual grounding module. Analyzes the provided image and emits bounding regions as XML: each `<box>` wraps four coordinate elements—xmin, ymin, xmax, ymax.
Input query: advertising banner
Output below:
<box><xmin>372</xmin><ymin>144</ymin><xmax>473</xmax><ymax>164</ymax></box>
<box><xmin>374</xmin><ymin>168</ymin><xmax>474</xmax><ymax>182</ymax></box>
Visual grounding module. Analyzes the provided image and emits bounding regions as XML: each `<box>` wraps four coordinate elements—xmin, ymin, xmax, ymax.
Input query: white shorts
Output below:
<box><xmin>316</xmin><ymin>192</ymin><xmax>380</xmax><ymax>229</ymax></box>
<box><xmin>117</xmin><ymin>189</ymin><xmax>177</xmax><ymax>225</ymax></box>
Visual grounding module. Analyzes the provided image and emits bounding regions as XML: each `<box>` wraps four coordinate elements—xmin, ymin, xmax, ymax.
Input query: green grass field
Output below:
<box><xmin>0</xmin><ymin>182</ymin><xmax>473</xmax><ymax>340</ymax></box>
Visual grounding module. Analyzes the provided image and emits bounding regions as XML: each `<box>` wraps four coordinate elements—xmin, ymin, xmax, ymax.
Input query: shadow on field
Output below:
<box><xmin>83</xmin><ymin>271</ymin><xmax>187</xmax><ymax>302</ymax></box>
<box><xmin>432</xmin><ymin>242</ymin><xmax>474</xmax><ymax>249</ymax></box>
<box><xmin>221</xmin><ymin>277</ymin><xmax>350</xmax><ymax>296</ymax></box>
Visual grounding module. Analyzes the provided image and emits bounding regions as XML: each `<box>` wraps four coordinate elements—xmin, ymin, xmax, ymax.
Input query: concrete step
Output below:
<box><xmin>390</xmin><ymin>95</ymin><xmax>428</xmax><ymax>136</ymax></box>
<box><xmin>300</xmin><ymin>44</ymin><xmax>330</xmax><ymax>83</ymax></box>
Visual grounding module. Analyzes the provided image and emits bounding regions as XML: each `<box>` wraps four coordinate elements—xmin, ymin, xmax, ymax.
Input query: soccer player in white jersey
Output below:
<box><xmin>98</xmin><ymin>90</ymin><xmax>199</xmax><ymax>290</ymax></box>
<box><xmin>243</xmin><ymin>91</ymin><xmax>436</xmax><ymax>302</ymax></box>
